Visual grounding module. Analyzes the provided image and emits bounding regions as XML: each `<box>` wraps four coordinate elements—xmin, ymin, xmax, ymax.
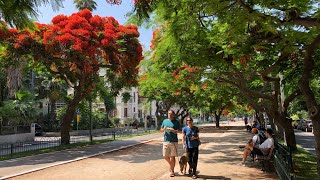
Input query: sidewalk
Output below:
<box><xmin>0</xmin><ymin>133</ymin><xmax>163</xmax><ymax>179</ymax></box>
<box><xmin>0</xmin><ymin>121</ymin><xmax>277</xmax><ymax>179</ymax></box>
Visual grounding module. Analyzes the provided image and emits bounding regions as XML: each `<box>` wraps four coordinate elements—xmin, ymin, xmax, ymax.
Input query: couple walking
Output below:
<box><xmin>160</xmin><ymin>110</ymin><xmax>200</xmax><ymax>179</ymax></box>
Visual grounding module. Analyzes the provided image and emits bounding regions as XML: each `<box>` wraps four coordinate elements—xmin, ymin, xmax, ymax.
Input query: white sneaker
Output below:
<box><xmin>237</xmin><ymin>162</ymin><xmax>245</xmax><ymax>166</ymax></box>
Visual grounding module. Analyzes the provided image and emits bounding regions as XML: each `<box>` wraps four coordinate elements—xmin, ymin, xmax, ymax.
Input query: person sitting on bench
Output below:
<box><xmin>251</xmin><ymin>128</ymin><xmax>260</xmax><ymax>148</ymax></box>
<box><xmin>238</xmin><ymin>128</ymin><xmax>274</xmax><ymax>166</ymax></box>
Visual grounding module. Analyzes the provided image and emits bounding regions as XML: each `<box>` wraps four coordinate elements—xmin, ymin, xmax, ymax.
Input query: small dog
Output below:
<box><xmin>179</xmin><ymin>152</ymin><xmax>189</xmax><ymax>175</ymax></box>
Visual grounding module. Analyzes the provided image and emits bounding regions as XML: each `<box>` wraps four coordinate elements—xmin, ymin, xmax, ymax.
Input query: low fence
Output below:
<box><xmin>45</xmin><ymin>127</ymin><xmax>128</xmax><ymax>137</ymax></box>
<box><xmin>0</xmin><ymin>128</ymin><xmax>155</xmax><ymax>161</ymax></box>
<box><xmin>274</xmin><ymin>143</ymin><xmax>295</xmax><ymax>180</ymax></box>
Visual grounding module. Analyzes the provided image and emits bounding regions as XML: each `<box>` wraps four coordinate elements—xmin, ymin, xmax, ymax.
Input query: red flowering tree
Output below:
<box><xmin>0</xmin><ymin>9</ymin><xmax>143</xmax><ymax>144</ymax></box>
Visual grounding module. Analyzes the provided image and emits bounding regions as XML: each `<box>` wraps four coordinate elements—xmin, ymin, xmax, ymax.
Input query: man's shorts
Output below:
<box><xmin>163</xmin><ymin>142</ymin><xmax>178</xmax><ymax>157</ymax></box>
<box><xmin>252</xmin><ymin>147</ymin><xmax>264</xmax><ymax>155</ymax></box>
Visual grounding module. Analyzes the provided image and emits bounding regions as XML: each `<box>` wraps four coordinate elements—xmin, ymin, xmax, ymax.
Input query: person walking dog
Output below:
<box><xmin>182</xmin><ymin>116</ymin><xmax>200</xmax><ymax>179</ymax></box>
<box><xmin>160</xmin><ymin>110</ymin><xmax>181</xmax><ymax>177</ymax></box>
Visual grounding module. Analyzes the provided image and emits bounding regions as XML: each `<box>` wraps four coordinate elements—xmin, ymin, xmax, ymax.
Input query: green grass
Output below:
<box><xmin>0</xmin><ymin>130</ymin><xmax>159</xmax><ymax>161</ymax></box>
<box><xmin>292</xmin><ymin>146</ymin><xmax>318</xmax><ymax>179</ymax></box>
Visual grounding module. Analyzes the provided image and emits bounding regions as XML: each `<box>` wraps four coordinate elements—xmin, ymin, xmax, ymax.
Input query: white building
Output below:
<box><xmin>113</xmin><ymin>87</ymin><xmax>157</xmax><ymax>123</ymax></box>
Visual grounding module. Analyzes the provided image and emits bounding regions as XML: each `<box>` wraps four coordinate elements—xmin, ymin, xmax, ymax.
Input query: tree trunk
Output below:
<box><xmin>214</xmin><ymin>111</ymin><xmax>220</xmax><ymax>128</ymax></box>
<box><xmin>297</xmin><ymin>34</ymin><xmax>320</xmax><ymax>175</ymax></box>
<box><xmin>49</xmin><ymin>100</ymin><xmax>56</xmax><ymax>129</ymax></box>
<box><xmin>104</xmin><ymin>113</ymin><xmax>109</xmax><ymax>128</ymax></box>
<box><xmin>268</xmin><ymin>110</ymin><xmax>297</xmax><ymax>150</ymax></box>
<box><xmin>283</xmin><ymin>120</ymin><xmax>297</xmax><ymax>151</ymax></box>
<box><xmin>156</xmin><ymin>115</ymin><xmax>162</xmax><ymax>130</ymax></box>
<box><xmin>104</xmin><ymin>107</ymin><xmax>110</xmax><ymax>128</ymax></box>
<box><xmin>311</xmin><ymin>112</ymin><xmax>320</xmax><ymax>174</ymax></box>
<box><xmin>60</xmin><ymin>91</ymin><xmax>83</xmax><ymax>145</ymax></box>
<box><xmin>299</xmin><ymin>79</ymin><xmax>320</xmax><ymax>174</ymax></box>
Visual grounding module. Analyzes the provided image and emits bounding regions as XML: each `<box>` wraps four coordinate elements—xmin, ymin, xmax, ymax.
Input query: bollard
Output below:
<box><xmin>10</xmin><ymin>144</ymin><xmax>13</xmax><ymax>157</ymax></box>
<box><xmin>112</xmin><ymin>131</ymin><xmax>115</xmax><ymax>140</ymax></box>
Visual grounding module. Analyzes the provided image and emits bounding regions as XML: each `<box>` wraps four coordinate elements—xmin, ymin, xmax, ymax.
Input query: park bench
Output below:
<box><xmin>255</xmin><ymin>145</ymin><xmax>275</xmax><ymax>171</ymax></box>
<box><xmin>252</xmin><ymin>141</ymin><xmax>295</xmax><ymax>180</ymax></box>
<box><xmin>255</xmin><ymin>142</ymin><xmax>295</xmax><ymax>179</ymax></box>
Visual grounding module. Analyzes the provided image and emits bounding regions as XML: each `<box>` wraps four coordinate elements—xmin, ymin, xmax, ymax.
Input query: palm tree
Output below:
<box><xmin>74</xmin><ymin>0</ymin><xmax>97</xmax><ymax>11</ymax></box>
<box><xmin>0</xmin><ymin>0</ymin><xmax>63</xmax><ymax>29</ymax></box>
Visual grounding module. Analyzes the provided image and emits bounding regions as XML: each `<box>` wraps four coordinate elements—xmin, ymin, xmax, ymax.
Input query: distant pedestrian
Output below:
<box><xmin>160</xmin><ymin>110</ymin><xmax>181</xmax><ymax>177</ymax></box>
<box><xmin>244</xmin><ymin>116</ymin><xmax>248</xmax><ymax>126</ymax></box>
<box><xmin>182</xmin><ymin>117</ymin><xmax>200</xmax><ymax>179</ymax></box>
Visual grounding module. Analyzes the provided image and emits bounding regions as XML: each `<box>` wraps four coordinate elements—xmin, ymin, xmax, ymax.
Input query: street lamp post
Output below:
<box><xmin>89</xmin><ymin>98</ymin><xmax>93</xmax><ymax>143</ymax></box>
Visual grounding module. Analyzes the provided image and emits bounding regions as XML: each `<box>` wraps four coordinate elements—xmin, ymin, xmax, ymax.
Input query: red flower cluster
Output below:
<box><xmin>173</xmin><ymin>65</ymin><xmax>198</xmax><ymax>80</ymax></box>
<box><xmin>150</xmin><ymin>28</ymin><xmax>160</xmax><ymax>50</ymax></box>
<box><xmin>0</xmin><ymin>9</ymin><xmax>143</xmax><ymax>94</ymax></box>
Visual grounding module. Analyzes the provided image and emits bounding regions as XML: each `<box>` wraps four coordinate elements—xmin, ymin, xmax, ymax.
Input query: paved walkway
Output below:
<box><xmin>0</xmin><ymin>121</ymin><xmax>277</xmax><ymax>180</ymax></box>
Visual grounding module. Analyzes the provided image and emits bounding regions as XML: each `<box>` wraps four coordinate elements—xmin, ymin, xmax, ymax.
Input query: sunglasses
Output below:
<box><xmin>186</xmin><ymin>120</ymin><xmax>193</xmax><ymax>122</ymax></box>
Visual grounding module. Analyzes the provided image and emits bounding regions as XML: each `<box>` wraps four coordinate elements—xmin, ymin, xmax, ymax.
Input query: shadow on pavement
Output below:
<box><xmin>97</xmin><ymin>141</ymin><xmax>163</xmax><ymax>163</ymax></box>
<box><xmin>197</xmin><ymin>175</ymin><xmax>231</xmax><ymax>180</ymax></box>
<box><xmin>0</xmin><ymin>139</ymin><xmax>155</xmax><ymax>168</ymax></box>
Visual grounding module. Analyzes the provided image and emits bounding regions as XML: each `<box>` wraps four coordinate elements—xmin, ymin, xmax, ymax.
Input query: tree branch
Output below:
<box><xmin>236</xmin><ymin>0</ymin><xmax>320</xmax><ymax>27</ymax></box>
<box><xmin>283</xmin><ymin>89</ymin><xmax>301</xmax><ymax>110</ymax></box>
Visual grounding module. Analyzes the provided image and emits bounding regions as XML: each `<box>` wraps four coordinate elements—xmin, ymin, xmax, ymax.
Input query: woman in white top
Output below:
<box><xmin>251</xmin><ymin>128</ymin><xmax>260</xmax><ymax>148</ymax></box>
<box><xmin>239</xmin><ymin>129</ymin><xmax>274</xmax><ymax>166</ymax></box>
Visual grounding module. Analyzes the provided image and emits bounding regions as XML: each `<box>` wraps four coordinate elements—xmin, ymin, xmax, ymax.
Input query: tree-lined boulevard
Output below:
<box><xmin>0</xmin><ymin>0</ymin><xmax>319</xmax><ymax>178</ymax></box>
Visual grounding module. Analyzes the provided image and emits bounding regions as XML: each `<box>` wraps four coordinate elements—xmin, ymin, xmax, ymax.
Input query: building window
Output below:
<box><xmin>124</xmin><ymin>108</ymin><xmax>128</xmax><ymax>117</ymax></box>
<box><xmin>133</xmin><ymin>92</ymin><xmax>136</xmax><ymax>102</ymax></box>
<box><xmin>134</xmin><ymin>107</ymin><xmax>136</xmax><ymax>112</ymax></box>
<box><xmin>138</xmin><ymin>110</ymin><xmax>142</xmax><ymax>118</ymax></box>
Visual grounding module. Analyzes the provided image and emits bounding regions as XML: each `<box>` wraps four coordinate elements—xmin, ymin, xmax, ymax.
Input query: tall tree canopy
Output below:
<box><xmin>129</xmin><ymin>0</ymin><xmax>320</xmax><ymax>174</ymax></box>
<box><xmin>0</xmin><ymin>9</ymin><xmax>143</xmax><ymax>144</ymax></box>
<box><xmin>74</xmin><ymin>0</ymin><xmax>97</xmax><ymax>11</ymax></box>
<box><xmin>0</xmin><ymin>0</ymin><xmax>63</xmax><ymax>29</ymax></box>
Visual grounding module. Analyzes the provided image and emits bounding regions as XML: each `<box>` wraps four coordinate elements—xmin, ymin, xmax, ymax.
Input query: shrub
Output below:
<box><xmin>109</xmin><ymin>117</ymin><xmax>121</xmax><ymax>128</ymax></box>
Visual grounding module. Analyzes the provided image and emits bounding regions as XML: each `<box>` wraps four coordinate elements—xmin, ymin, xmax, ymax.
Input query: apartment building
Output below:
<box><xmin>113</xmin><ymin>87</ymin><xmax>157</xmax><ymax>123</ymax></box>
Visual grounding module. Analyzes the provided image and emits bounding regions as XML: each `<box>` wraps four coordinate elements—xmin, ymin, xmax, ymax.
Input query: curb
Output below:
<box><xmin>0</xmin><ymin>138</ymin><xmax>158</xmax><ymax>180</ymax></box>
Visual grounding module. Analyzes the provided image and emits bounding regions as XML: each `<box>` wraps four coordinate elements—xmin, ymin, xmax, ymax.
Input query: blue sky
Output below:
<box><xmin>36</xmin><ymin>0</ymin><xmax>152</xmax><ymax>51</ymax></box>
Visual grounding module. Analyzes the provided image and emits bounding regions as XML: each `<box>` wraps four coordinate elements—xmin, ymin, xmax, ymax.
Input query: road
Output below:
<box><xmin>295</xmin><ymin>129</ymin><xmax>316</xmax><ymax>155</ymax></box>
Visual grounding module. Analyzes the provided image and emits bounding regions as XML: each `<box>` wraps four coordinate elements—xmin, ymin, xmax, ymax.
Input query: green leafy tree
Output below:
<box><xmin>0</xmin><ymin>0</ymin><xmax>63</xmax><ymax>29</ymax></box>
<box><xmin>74</xmin><ymin>0</ymin><xmax>97</xmax><ymax>11</ymax></box>
<box><xmin>132</xmin><ymin>0</ymin><xmax>305</xmax><ymax>151</ymax></box>
<box><xmin>108</xmin><ymin>0</ymin><xmax>320</xmax><ymax>171</ymax></box>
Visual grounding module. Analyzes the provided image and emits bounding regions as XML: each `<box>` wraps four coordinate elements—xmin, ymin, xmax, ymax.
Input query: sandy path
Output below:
<box><xmin>9</xmin><ymin>125</ymin><xmax>277</xmax><ymax>180</ymax></box>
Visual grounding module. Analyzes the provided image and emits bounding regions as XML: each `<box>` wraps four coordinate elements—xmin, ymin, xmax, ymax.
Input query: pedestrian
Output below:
<box><xmin>160</xmin><ymin>110</ymin><xmax>181</xmax><ymax>177</ymax></box>
<box><xmin>244</xmin><ymin>116</ymin><xmax>248</xmax><ymax>126</ymax></box>
<box><xmin>182</xmin><ymin>116</ymin><xmax>200</xmax><ymax>179</ymax></box>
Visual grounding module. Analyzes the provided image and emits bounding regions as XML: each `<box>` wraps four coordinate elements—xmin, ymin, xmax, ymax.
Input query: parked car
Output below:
<box><xmin>297</xmin><ymin>119</ymin><xmax>306</xmax><ymax>131</ymax></box>
<box><xmin>292</xmin><ymin>119</ymin><xmax>301</xmax><ymax>129</ymax></box>
<box><xmin>193</xmin><ymin>119</ymin><xmax>199</xmax><ymax>124</ymax></box>
<box><xmin>297</xmin><ymin>120</ymin><xmax>313</xmax><ymax>132</ymax></box>
<box><xmin>302</xmin><ymin>120</ymin><xmax>313</xmax><ymax>132</ymax></box>
<box><xmin>35</xmin><ymin>124</ymin><xmax>43</xmax><ymax>136</ymax></box>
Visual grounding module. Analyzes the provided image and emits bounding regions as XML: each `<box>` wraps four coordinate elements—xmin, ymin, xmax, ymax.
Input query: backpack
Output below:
<box><xmin>258</xmin><ymin>133</ymin><xmax>267</xmax><ymax>144</ymax></box>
